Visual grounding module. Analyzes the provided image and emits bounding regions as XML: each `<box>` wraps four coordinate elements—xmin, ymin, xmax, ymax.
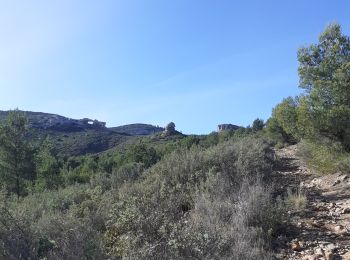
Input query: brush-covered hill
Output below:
<box><xmin>0</xmin><ymin>110</ymin><xmax>164</xmax><ymax>157</ymax></box>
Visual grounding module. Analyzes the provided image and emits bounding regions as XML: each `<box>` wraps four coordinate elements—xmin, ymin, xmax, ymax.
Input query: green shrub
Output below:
<box><xmin>298</xmin><ymin>139</ymin><xmax>350</xmax><ymax>174</ymax></box>
<box><xmin>0</xmin><ymin>206</ymin><xmax>37</xmax><ymax>260</ymax></box>
<box><xmin>336</xmin><ymin>156</ymin><xmax>350</xmax><ymax>173</ymax></box>
<box><xmin>111</xmin><ymin>162</ymin><xmax>145</xmax><ymax>189</ymax></box>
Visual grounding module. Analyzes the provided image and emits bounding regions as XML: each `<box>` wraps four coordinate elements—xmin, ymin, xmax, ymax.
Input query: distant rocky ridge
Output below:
<box><xmin>0</xmin><ymin>110</ymin><xmax>166</xmax><ymax>156</ymax></box>
<box><xmin>0</xmin><ymin>110</ymin><xmax>162</xmax><ymax>135</ymax></box>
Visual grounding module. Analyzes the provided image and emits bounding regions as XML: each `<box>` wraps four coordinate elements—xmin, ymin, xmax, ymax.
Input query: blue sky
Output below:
<box><xmin>1</xmin><ymin>0</ymin><xmax>349</xmax><ymax>134</ymax></box>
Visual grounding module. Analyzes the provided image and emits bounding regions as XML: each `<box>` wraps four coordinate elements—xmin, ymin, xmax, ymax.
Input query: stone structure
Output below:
<box><xmin>217</xmin><ymin>124</ymin><xmax>240</xmax><ymax>132</ymax></box>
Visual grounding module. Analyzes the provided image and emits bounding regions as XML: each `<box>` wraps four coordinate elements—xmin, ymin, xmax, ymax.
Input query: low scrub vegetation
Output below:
<box><xmin>0</xmin><ymin>116</ymin><xmax>284</xmax><ymax>259</ymax></box>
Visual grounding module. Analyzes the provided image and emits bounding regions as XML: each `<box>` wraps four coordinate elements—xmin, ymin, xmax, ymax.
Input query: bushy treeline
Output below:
<box><xmin>267</xmin><ymin>23</ymin><xmax>350</xmax><ymax>173</ymax></box>
<box><xmin>0</xmin><ymin>109</ymin><xmax>283</xmax><ymax>259</ymax></box>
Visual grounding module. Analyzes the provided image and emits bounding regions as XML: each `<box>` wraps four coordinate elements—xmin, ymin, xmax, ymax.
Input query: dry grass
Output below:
<box><xmin>286</xmin><ymin>187</ymin><xmax>307</xmax><ymax>211</ymax></box>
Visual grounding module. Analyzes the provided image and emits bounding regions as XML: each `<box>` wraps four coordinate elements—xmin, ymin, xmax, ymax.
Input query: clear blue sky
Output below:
<box><xmin>1</xmin><ymin>0</ymin><xmax>349</xmax><ymax>134</ymax></box>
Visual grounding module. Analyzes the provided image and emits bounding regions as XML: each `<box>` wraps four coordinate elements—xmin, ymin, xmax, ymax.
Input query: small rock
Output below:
<box><xmin>335</xmin><ymin>207</ymin><xmax>342</xmax><ymax>213</ymax></box>
<box><xmin>325</xmin><ymin>251</ymin><xmax>334</xmax><ymax>260</ymax></box>
<box><xmin>291</xmin><ymin>241</ymin><xmax>302</xmax><ymax>251</ymax></box>
<box><xmin>339</xmin><ymin>174</ymin><xmax>348</xmax><ymax>181</ymax></box>
<box><xmin>325</xmin><ymin>243</ymin><xmax>336</xmax><ymax>252</ymax></box>
<box><xmin>324</xmin><ymin>250</ymin><xmax>333</xmax><ymax>260</ymax></box>
<box><xmin>311</xmin><ymin>220</ymin><xmax>322</xmax><ymax>228</ymax></box>
<box><xmin>342</xmin><ymin>208</ymin><xmax>350</xmax><ymax>214</ymax></box>
<box><xmin>314</xmin><ymin>205</ymin><xmax>328</xmax><ymax>211</ymax></box>
<box><xmin>314</xmin><ymin>247</ymin><xmax>324</xmax><ymax>256</ymax></box>
<box><xmin>334</xmin><ymin>225</ymin><xmax>345</xmax><ymax>232</ymax></box>
<box><xmin>341</xmin><ymin>251</ymin><xmax>350</xmax><ymax>260</ymax></box>
<box><xmin>332</xmin><ymin>179</ymin><xmax>341</xmax><ymax>186</ymax></box>
<box><xmin>302</xmin><ymin>255</ymin><xmax>318</xmax><ymax>260</ymax></box>
<box><xmin>329</xmin><ymin>211</ymin><xmax>340</xmax><ymax>217</ymax></box>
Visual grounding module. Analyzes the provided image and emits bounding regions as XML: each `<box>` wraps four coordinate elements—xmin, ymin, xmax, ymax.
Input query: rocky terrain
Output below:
<box><xmin>274</xmin><ymin>145</ymin><xmax>350</xmax><ymax>260</ymax></box>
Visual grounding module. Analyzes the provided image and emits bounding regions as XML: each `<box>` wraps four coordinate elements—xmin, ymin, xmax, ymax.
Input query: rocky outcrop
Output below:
<box><xmin>217</xmin><ymin>124</ymin><xmax>240</xmax><ymax>132</ymax></box>
<box><xmin>163</xmin><ymin>122</ymin><xmax>176</xmax><ymax>136</ymax></box>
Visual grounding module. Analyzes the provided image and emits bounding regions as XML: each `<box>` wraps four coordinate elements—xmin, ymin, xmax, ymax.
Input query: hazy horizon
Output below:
<box><xmin>1</xmin><ymin>0</ymin><xmax>349</xmax><ymax>134</ymax></box>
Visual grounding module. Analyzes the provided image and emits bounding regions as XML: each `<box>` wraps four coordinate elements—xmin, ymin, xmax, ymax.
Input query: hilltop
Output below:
<box><xmin>0</xmin><ymin>110</ymin><xmax>165</xmax><ymax>157</ymax></box>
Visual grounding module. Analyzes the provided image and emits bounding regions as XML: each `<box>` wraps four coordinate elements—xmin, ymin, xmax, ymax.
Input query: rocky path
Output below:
<box><xmin>273</xmin><ymin>145</ymin><xmax>350</xmax><ymax>260</ymax></box>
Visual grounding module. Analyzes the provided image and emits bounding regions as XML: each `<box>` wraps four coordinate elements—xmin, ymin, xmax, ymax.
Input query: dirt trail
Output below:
<box><xmin>273</xmin><ymin>145</ymin><xmax>350</xmax><ymax>260</ymax></box>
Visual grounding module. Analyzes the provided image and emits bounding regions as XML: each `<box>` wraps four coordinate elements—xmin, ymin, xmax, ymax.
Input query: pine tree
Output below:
<box><xmin>0</xmin><ymin>110</ymin><xmax>35</xmax><ymax>197</ymax></box>
<box><xmin>298</xmin><ymin>23</ymin><xmax>350</xmax><ymax>149</ymax></box>
<box><xmin>35</xmin><ymin>138</ymin><xmax>62</xmax><ymax>191</ymax></box>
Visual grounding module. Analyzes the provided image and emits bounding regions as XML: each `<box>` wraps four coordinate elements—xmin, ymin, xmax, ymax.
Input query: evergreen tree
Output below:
<box><xmin>252</xmin><ymin>118</ymin><xmax>265</xmax><ymax>132</ymax></box>
<box><xmin>298</xmin><ymin>23</ymin><xmax>350</xmax><ymax>148</ymax></box>
<box><xmin>0</xmin><ymin>110</ymin><xmax>35</xmax><ymax>197</ymax></box>
<box><xmin>272</xmin><ymin>97</ymin><xmax>299</xmax><ymax>140</ymax></box>
<box><xmin>35</xmin><ymin>138</ymin><xmax>62</xmax><ymax>191</ymax></box>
